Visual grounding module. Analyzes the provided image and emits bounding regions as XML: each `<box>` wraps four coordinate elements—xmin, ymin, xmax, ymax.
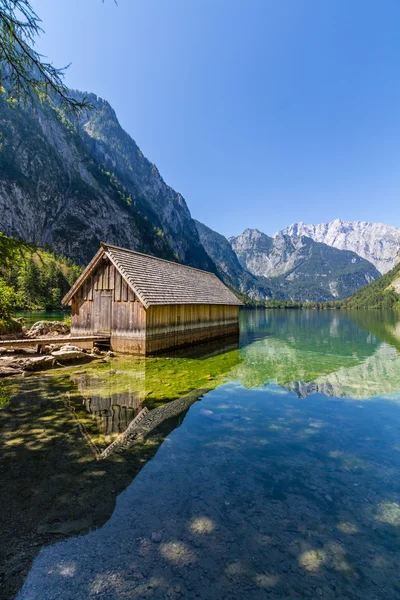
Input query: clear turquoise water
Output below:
<box><xmin>3</xmin><ymin>309</ymin><xmax>400</xmax><ymax>599</ymax></box>
<box><xmin>14</xmin><ymin>311</ymin><xmax>67</xmax><ymax>327</ymax></box>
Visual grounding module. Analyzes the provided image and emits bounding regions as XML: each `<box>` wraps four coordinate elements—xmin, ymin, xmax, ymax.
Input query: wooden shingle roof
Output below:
<box><xmin>62</xmin><ymin>244</ymin><xmax>243</xmax><ymax>308</ymax></box>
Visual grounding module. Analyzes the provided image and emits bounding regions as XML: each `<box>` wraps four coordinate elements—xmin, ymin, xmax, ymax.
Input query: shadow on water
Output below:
<box><xmin>2</xmin><ymin>309</ymin><xmax>400</xmax><ymax>599</ymax></box>
<box><xmin>0</xmin><ymin>337</ymin><xmax>242</xmax><ymax>599</ymax></box>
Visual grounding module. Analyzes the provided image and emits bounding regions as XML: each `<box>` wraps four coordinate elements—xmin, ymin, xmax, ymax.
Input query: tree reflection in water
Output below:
<box><xmin>2</xmin><ymin>310</ymin><xmax>400</xmax><ymax>600</ymax></box>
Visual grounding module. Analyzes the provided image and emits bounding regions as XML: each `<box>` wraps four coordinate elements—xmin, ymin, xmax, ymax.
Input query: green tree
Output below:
<box><xmin>50</xmin><ymin>287</ymin><xmax>61</xmax><ymax>309</ymax></box>
<box><xmin>0</xmin><ymin>0</ymin><xmax>90</xmax><ymax>113</ymax></box>
<box><xmin>16</xmin><ymin>257</ymin><xmax>42</xmax><ymax>307</ymax></box>
<box><xmin>0</xmin><ymin>276</ymin><xmax>17</xmax><ymax>317</ymax></box>
<box><xmin>0</xmin><ymin>231</ymin><xmax>32</xmax><ymax>269</ymax></box>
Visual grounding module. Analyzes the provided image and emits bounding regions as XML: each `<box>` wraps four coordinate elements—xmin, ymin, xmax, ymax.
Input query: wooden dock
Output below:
<box><xmin>0</xmin><ymin>335</ymin><xmax>110</xmax><ymax>352</ymax></box>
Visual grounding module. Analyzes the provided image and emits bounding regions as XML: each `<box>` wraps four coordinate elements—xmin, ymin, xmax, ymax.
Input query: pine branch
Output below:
<box><xmin>0</xmin><ymin>0</ymin><xmax>92</xmax><ymax>114</ymax></box>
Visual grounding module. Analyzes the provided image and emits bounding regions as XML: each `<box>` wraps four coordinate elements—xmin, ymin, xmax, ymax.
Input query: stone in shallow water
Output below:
<box><xmin>51</xmin><ymin>348</ymin><xmax>92</xmax><ymax>362</ymax></box>
<box><xmin>151</xmin><ymin>531</ymin><xmax>163</xmax><ymax>543</ymax></box>
<box><xmin>37</xmin><ymin>518</ymin><xmax>93</xmax><ymax>535</ymax></box>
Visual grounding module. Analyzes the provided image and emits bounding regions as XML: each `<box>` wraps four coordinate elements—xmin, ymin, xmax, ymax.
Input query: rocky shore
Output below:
<box><xmin>0</xmin><ymin>321</ymin><xmax>105</xmax><ymax>377</ymax></box>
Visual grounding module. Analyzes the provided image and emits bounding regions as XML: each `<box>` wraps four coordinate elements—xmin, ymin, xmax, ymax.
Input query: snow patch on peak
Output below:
<box><xmin>280</xmin><ymin>220</ymin><xmax>400</xmax><ymax>274</ymax></box>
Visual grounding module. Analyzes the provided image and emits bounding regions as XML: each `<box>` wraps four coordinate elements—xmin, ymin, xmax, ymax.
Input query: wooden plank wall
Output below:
<box><xmin>71</xmin><ymin>257</ymin><xmax>145</xmax><ymax>346</ymax></box>
<box><xmin>147</xmin><ymin>304</ymin><xmax>239</xmax><ymax>332</ymax></box>
<box><xmin>71</xmin><ymin>297</ymin><xmax>94</xmax><ymax>335</ymax></box>
<box><xmin>70</xmin><ymin>257</ymin><xmax>239</xmax><ymax>354</ymax></box>
<box><xmin>146</xmin><ymin>304</ymin><xmax>239</xmax><ymax>353</ymax></box>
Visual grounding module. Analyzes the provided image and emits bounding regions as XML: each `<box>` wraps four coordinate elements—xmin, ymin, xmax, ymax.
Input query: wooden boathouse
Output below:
<box><xmin>62</xmin><ymin>243</ymin><xmax>242</xmax><ymax>354</ymax></box>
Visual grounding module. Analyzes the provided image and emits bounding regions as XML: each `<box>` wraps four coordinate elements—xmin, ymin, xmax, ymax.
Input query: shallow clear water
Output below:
<box><xmin>2</xmin><ymin>309</ymin><xmax>400</xmax><ymax>599</ymax></box>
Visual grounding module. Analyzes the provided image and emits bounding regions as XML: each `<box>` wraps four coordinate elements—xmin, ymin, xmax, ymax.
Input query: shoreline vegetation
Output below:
<box><xmin>264</xmin><ymin>262</ymin><xmax>400</xmax><ymax>310</ymax></box>
<box><xmin>0</xmin><ymin>233</ymin><xmax>399</xmax><ymax>338</ymax></box>
<box><xmin>0</xmin><ymin>234</ymin><xmax>81</xmax><ymax>334</ymax></box>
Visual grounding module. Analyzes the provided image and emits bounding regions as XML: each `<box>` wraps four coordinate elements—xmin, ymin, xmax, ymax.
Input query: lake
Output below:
<box><xmin>14</xmin><ymin>311</ymin><xmax>67</xmax><ymax>327</ymax></box>
<box><xmin>2</xmin><ymin>309</ymin><xmax>400</xmax><ymax>600</ymax></box>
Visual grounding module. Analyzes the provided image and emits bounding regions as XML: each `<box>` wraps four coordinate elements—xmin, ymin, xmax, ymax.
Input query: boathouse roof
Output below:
<box><xmin>62</xmin><ymin>243</ymin><xmax>243</xmax><ymax>308</ymax></box>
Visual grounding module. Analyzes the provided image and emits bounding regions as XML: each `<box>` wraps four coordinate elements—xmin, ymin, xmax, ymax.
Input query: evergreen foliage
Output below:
<box><xmin>0</xmin><ymin>275</ymin><xmax>21</xmax><ymax>334</ymax></box>
<box><xmin>338</xmin><ymin>262</ymin><xmax>400</xmax><ymax>309</ymax></box>
<box><xmin>0</xmin><ymin>276</ymin><xmax>16</xmax><ymax>317</ymax></box>
<box><xmin>0</xmin><ymin>234</ymin><xmax>82</xmax><ymax>310</ymax></box>
<box><xmin>0</xmin><ymin>0</ymin><xmax>90</xmax><ymax>113</ymax></box>
<box><xmin>0</xmin><ymin>231</ymin><xmax>32</xmax><ymax>267</ymax></box>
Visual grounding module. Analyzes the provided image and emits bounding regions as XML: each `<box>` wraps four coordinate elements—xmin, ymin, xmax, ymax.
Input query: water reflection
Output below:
<box><xmin>3</xmin><ymin>309</ymin><xmax>400</xmax><ymax>600</ymax></box>
<box><xmin>71</xmin><ymin>371</ymin><xmax>145</xmax><ymax>449</ymax></box>
<box><xmin>236</xmin><ymin>309</ymin><xmax>400</xmax><ymax>399</ymax></box>
<box><xmin>286</xmin><ymin>343</ymin><xmax>400</xmax><ymax>399</ymax></box>
<box><xmin>66</xmin><ymin>336</ymin><xmax>241</xmax><ymax>453</ymax></box>
<box><xmin>66</xmin><ymin>310</ymin><xmax>400</xmax><ymax>457</ymax></box>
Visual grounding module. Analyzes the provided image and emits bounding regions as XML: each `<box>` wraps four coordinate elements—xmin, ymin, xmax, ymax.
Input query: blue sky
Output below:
<box><xmin>35</xmin><ymin>0</ymin><xmax>400</xmax><ymax>237</ymax></box>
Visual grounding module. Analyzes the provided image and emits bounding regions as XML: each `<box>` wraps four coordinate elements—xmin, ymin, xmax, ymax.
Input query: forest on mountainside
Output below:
<box><xmin>265</xmin><ymin>262</ymin><xmax>400</xmax><ymax>310</ymax></box>
<box><xmin>0</xmin><ymin>234</ymin><xmax>82</xmax><ymax>332</ymax></box>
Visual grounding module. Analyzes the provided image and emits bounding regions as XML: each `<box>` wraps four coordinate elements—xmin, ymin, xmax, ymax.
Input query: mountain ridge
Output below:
<box><xmin>0</xmin><ymin>92</ymin><xmax>216</xmax><ymax>274</ymax></box>
<box><xmin>197</xmin><ymin>222</ymin><xmax>380</xmax><ymax>302</ymax></box>
<box><xmin>0</xmin><ymin>85</ymin><xmax>398</xmax><ymax>306</ymax></box>
<box><xmin>280</xmin><ymin>219</ymin><xmax>400</xmax><ymax>274</ymax></box>
<box><xmin>229</xmin><ymin>227</ymin><xmax>379</xmax><ymax>292</ymax></box>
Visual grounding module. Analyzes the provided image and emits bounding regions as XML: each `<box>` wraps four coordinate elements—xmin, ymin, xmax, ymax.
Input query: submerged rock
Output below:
<box><xmin>37</xmin><ymin>518</ymin><xmax>93</xmax><ymax>535</ymax></box>
<box><xmin>42</xmin><ymin>344</ymin><xmax>61</xmax><ymax>355</ymax></box>
<box><xmin>151</xmin><ymin>531</ymin><xmax>163</xmax><ymax>543</ymax></box>
<box><xmin>59</xmin><ymin>344</ymin><xmax>87</xmax><ymax>353</ymax></box>
<box><xmin>0</xmin><ymin>344</ymin><xmax>98</xmax><ymax>375</ymax></box>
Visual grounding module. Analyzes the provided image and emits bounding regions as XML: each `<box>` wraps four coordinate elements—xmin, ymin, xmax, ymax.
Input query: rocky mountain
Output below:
<box><xmin>281</xmin><ymin>219</ymin><xmax>400</xmax><ymax>274</ymax></box>
<box><xmin>196</xmin><ymin>222</ymin><xmax>380</xmax><ymax>302</ymax></box>
<box><xmin>72</xmin><ymin>91</ymin><xmax>215</xmax><ymax>270</ymax></box>
<box><xmin>231</xmin><ymin>228</ymin><xmax>318</xmax><ymax>278</ymax></box>
<box><xmin>229</xmin><ymin>228</ymin><xmax>380</xmax><ymax>301</ymax></box>
<box><xmin>0</xmin><ymin>93</ymin><xmax>215</xmax><ymax>271</ymax></box>
<box><xmin>1</xmin><ymin>85</ymin><xmax>396</xmax><ymax>305</ymax></box>
<box><xmin>194</xmin><ymin>220</ymin><xmax>272</xmax><ymax>300</ymax></box>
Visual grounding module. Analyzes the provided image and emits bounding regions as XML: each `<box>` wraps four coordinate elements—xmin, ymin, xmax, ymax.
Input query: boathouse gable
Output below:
<box><xmin>62</xmin><ymin>244</ymin><xmax>242</xmax><ymax>354</ymax></box>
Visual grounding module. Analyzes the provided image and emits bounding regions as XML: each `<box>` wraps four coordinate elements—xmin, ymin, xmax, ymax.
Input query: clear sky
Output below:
<box><xmin>34</xmin><ymin>0</ymin><xmax>400</xmax><ymax>237</ymax></box>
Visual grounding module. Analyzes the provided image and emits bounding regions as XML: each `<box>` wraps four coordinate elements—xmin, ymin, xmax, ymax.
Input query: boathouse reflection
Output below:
<box><xmin>68</xmin><ymin>335</ymin><xmax>241</xmax><ymax>455</ymax></box>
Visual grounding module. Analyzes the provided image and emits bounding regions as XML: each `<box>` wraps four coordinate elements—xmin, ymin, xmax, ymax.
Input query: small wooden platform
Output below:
<box><xmin>0</xmin><ymin>335</ymin><xmax>110</xmax><ymax>352</ymax></box>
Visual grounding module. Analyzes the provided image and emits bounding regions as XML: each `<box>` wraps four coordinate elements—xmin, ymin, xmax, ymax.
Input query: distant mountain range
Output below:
<box><xmin>281</xmin><ymin>219</ymin><xmax>400</xmax><ymax>274</ymax></box>
<box><xmin>0</xmin><ymin>87</ymin><xmax>399</xmax><ymax>304</ymax></box>
<box><xmin>197</xmin><ymin>223</ymin><xmax>381</xmax><ymax>302</ymax></box>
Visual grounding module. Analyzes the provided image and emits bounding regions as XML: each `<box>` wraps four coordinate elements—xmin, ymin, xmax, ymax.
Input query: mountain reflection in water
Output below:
<box><xmin>2</xmin><ymin>309</ymin><xmax>400</xmax><ymax>600</ymax></box>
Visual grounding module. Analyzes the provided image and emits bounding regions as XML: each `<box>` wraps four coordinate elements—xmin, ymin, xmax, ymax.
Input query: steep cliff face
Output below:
<box><xmin>0</xmin><ymin>94</ymin><xmax>214</xmax><ymax>271</ymax></box>
<box><xmin>229</xmin><ymin>228</ymin><xmax>379</xmax><ymax>300</ymax></box>
<box><xmin>230</xmin><ymin>229</ymin><xmax>319</xmax><ymax>278</ymax></box>
<box><xmin>281</xmin><ymin>219</ymin><xmax>400</xmax><ymax>274</ymax></box>
<box><xmin>72</xmin><ymin>92</ymin><xmax>215</xmax><ymax>271</ymax></box>
<box><xmin>194</xmin><ymin>220</ymin><xmax>271</xmax><ymax>300</ymax></box>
